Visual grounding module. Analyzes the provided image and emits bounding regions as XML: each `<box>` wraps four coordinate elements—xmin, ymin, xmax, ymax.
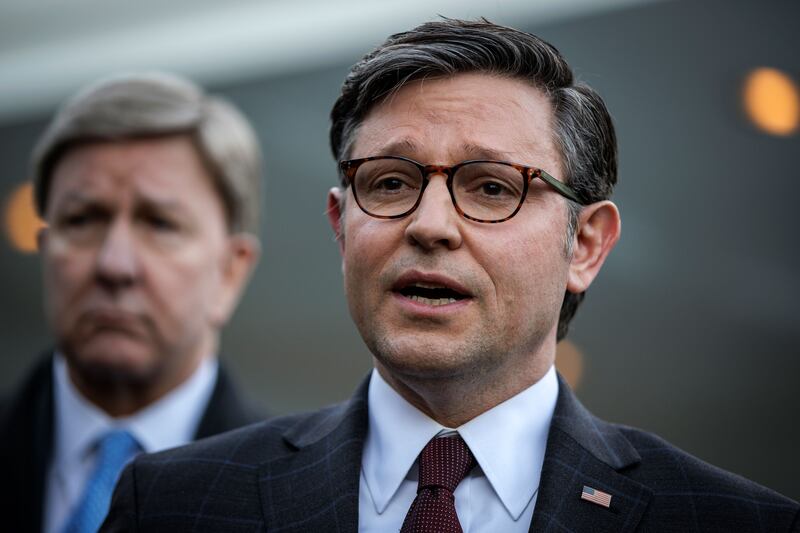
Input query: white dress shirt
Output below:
<box><xmin>359</xmin><ymin>365</ymin><xmax>559</xmax><ymax>532</ymax></box>
<box><xmin>44</xmin><ymin>353</ymin><xmax>218</xmax><ymax>533</ymax></box>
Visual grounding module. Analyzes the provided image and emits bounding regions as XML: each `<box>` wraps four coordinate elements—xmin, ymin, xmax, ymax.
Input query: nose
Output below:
<box><xmin>404</xmin><ymin>174</ymin><xmax>463</xmax><ymax>250</ymax></box>
<box><xmin>95</xmin><ymin>219</ymin><xmax>140</xmax><ymax>290</ymax></box>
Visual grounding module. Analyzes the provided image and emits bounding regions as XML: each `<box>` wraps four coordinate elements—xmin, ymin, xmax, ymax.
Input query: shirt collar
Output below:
<box><xmin>361</xmin><ymin>365</ymin><xmax>558</xmax><ymax>520</ymax></box>
<box><xmin>52</xmin><ymin>352</ymin><xmax>219</xmax><ymax>465</ymax></box>
<box><xmin>458</xmin><ymin>365</ymin><xmax>558</xmax><ymax>519</ymax></box>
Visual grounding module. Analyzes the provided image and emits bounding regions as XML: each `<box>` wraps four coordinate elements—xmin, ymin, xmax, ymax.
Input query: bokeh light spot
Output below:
<box><xmin>743</xmin><ymin>68</ymin><xmax>800</xmax><ymax>136</ymax></box>
<box><xmin>4</xmin><ymin>181</ymin><xmax>44</xmax><ymax>253</ymax></box>
<box><xmin>556</xmin><ymin>339</ymin><xmax>584</xmax><ymax>390</ymax></box>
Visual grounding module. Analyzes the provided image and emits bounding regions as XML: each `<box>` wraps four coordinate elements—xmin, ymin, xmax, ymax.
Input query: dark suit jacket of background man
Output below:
<box><xmin>0</xmin><ymin>354</ymin><xmax>264</xmax><ymax>533</ymax></box>
<box><xmin>101</xmin><ymin>374</ymin><xmax>799</xmax><ymax>533</ymax></box>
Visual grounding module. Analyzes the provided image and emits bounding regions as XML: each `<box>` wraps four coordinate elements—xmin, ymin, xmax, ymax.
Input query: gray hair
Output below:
<box><xmin>32</xmin><ymin>71</ymin><xmax>263</xmax><ymax>234</ymax></box>
<box><xmin>329</xmin><ymin>19</ymin><xmax>618</xmax><ymax>341</ymax></box>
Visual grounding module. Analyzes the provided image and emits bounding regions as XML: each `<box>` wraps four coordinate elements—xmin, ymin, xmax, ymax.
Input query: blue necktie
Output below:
<box><xmin>62</xmin><ymin>429</ymin><xmax>140</xmax><ymax>533</ymax></box>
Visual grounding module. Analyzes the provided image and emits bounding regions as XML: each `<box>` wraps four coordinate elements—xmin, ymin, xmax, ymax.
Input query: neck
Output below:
<box><xmin>375</xmin><ymin>348</ymin><xmax>554</xmax><ymax>428</ymax></box>
<box><xmin>65</xmin><ymin>343</ymin><xmax>211</xmax><ymax>418</ymax></box>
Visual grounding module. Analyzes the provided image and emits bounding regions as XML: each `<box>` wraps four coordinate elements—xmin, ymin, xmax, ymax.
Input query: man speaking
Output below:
<box><xmin>103</xmin><ymin>20</ymin><xmax>798</xmax><ymax>532</ymax></box>
<box><xmin>0</xmin><ymin>72</ymin><xmax>264</xmax><ymax>533</ymax></box>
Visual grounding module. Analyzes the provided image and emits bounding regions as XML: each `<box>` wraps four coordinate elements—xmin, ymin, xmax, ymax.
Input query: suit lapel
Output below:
<box><xmin>0</xmin><ymin>353</ymin><xmax>54</xmax><ymax>533</ymax></box>
<box><xmin>256</xmin><ymin>373</ymin><xmax>652</xmax><ymax>532</ymax></box>
<box><xmin>258</xmin><ymin>377</ymin><xmax>369</xmax><ymax>533</ymax></box>
<box><xmin>194</xmin><ymin>362</ymin><xmax>263</xmax><ymax>439</ymax></box>
<box><xmin>530</xmin><ymin>375</ymin><xmax>652</xmax><ymax>533</ymax></box>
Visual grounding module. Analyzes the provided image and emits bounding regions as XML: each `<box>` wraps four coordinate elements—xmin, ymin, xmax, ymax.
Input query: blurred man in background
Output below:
<box><xmin>102</xmin><ymin>20</ymin><xmax>798</xmax><ymax>532</ymax></box>
<box><xmin>0</xmin><ymin>72</ymin><xmax>264</xmax><ymax>533</ymax></box>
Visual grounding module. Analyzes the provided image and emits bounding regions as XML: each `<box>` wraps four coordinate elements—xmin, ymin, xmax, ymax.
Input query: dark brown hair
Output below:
<box><xmin>329</xmin><ymin>18</ymin><xmax>618</xmax><ymax>340</ymax></box>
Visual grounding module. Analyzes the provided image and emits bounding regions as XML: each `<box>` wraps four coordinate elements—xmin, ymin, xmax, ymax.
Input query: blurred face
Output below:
<box><xmin>329</xmin><ymin>73</ymin><xmax>573</xmax><ymax>386</ymax></box>
<box><xmin>41</xmin><ymin>136</ymin><xmax>244</xmax><ymax>390</ymax></box>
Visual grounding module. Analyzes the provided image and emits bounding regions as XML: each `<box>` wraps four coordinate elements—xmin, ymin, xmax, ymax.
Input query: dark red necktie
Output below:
<box><xmin>401</xmin><ymin>435</ymin><xmax>477</xmax><ymax>533</ymax></box>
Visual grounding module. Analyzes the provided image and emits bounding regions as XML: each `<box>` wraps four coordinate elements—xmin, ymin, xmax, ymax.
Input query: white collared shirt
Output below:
<box><xmin>44</xmin><ymin>353</ymin><xmax>219</xmax><ymax>533</ymax></box>
<box><xmin>359</xmin><ymin>365</ymin><xmax>558</xmax><ymax>532</ymax></box>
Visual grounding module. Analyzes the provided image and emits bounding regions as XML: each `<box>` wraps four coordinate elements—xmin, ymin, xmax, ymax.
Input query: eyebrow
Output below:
<box><xmin>139</xmin><ymin>196</ymin><xmax>187</xmax><ymax>211</ymax></box>
<box><xmin>372</xmin><ymin>138</ymin><xmax>420</xmax><ymax>158</ymax></box>
<box><xmin>58</xmin><ymin>191</ymin><xmax>91</xmax><ymax>204</ymax></box>
<box><xmin>458</xmin><ymin>142</ymin><xmax>514</xmax><ymax>161</ymax></box>
<box><xmin>51</xmin><ymin>191</ymin><xmax>100</xmax><ymax>211</ymax></box>
<box><xmin>52</xmin><ymin>191</ymin><xmax>191</xmax><ymax>218</ymax></box>
<box><xmin>371</xmin><ymin>139</ymin><xmax>513</xmax><ymax>162</ymax></box>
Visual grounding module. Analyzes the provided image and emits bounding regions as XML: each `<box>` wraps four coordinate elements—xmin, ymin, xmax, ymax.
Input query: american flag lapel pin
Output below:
<box><xmin>581</xmin><ymin>485</ymin><xmax>612</xmax><ymax>508</ymax></box>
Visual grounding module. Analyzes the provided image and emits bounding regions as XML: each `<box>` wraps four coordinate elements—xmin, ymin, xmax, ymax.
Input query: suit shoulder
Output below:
<box><xmin>103</xmin><ymin>404</ymin><xmax>350</xmax><ymax>531</ymax></box>
<box><xmin>613</xmin><ymin>424</ymin><xmax>799</xmax><ymax>530</ymax></box>
<box><xmin>193</xmin><ymin>362</ymin><xmax>267</xmax><ymax>438</ymax></box>
<box><xmin>135</xmin><ymin>401</ymin><xmax>348</xmax><ymax>468</ymax></box>
<box><xmin>617</xmin><ymin>425</ymin><xmax>793</xmax><ymax>499</ymax></box>
<box><xmin>0</xmin><ymin>355</ymin><xmax>52</xmax><ymax>419</ymax></box>
<box><xmin>0</xmin><ymin>354</ymin><xmax>53</xmax><ymax>453</ymax></box>
<box><xmin>104</xmin><ymin>400</ymin><xmax>360</xmax><ymax>531</ymax></box>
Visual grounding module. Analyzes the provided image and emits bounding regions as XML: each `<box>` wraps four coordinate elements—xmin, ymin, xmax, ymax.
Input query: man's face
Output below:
<box><xmin>329</xmin><ymin>73</ymin><xmax>574</xmax><ymax>387</ymax></box>
<box><xmin>41</xmin><ymin>135</ymin><xmax>244</xmax><ymax>388</ymax></box>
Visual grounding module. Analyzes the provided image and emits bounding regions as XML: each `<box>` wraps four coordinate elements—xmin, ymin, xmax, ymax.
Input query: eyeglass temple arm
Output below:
<box><xmin>537</xmin><ymin>170</ymin><xmax>584</xmax><ymax>205</ymax></box>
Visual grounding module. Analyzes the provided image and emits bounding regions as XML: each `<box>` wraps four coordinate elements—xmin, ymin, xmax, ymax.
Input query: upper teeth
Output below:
<box><xmin>412</xmin><ymin>282</ymin><xmax>447</xmax><ymax>289</ymax></box>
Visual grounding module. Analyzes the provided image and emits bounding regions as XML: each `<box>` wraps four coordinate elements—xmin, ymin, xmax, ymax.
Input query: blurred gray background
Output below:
<box><xmin>1</xmin><ymin>0</ymin><xmax>798</xmax><ymax>501</ymax></box>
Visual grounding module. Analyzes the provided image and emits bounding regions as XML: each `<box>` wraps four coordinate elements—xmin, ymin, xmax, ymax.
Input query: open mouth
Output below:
<box><xmin>396</xmin><ymin>281</ymin><xmax>470</xmax><ymax>307</ymax></box>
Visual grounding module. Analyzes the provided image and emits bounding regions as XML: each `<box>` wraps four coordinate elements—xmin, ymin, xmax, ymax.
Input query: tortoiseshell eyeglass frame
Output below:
<box><xmin>339</xmin><ymin>155</ymin><xmax>586</xmax><ymax>224</ymax></box>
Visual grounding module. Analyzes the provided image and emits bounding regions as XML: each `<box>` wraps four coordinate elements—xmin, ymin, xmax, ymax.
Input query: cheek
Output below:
<box><xmin>42</xmin><ymin>246</ymin><xmax>93</xmax><ymax>314</ymax></box>
<box><xmin>130</xmin><ymin>243</ymin><xmax>216</xmax><ymax>328</ymax></box>
<box><xmin>342</xmin><ymin>238</ymin><xmax>373</xmax><ymax>317</ymax></box>
<box><xmin>486</xmin><ymin>241</ymin><xmax>533</xmax><ymax>307</ymax></box>
<box><xmin>342</xmin><ymin>216</ymin><xmax>391</xmax><ymax>297</ymax></box>
<box><xmin>482</xmin><ymin>231</ymin><xmax>568</xmax><ymax>312</ymax></box>
<box><xmin>145</xmin><ymin>250</ymin><xmax>222</xmax><ymax>324</ymax></box>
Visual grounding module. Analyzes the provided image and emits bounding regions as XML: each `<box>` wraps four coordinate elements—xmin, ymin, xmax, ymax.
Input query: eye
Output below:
<box><xmin>59</xmin><ymin>209</ymin><xmax>104</xmax><ymax>228</ymax></box>
<box><xmin>375</xmin><ymin>176</ymin><xmax>407</xmax><ymax>191</ymax></box>
<box><xmin>468</xmin><ymin>177</ymin><xmax>517</xmax><ymax>198</ymax></box>
<box><xmin>367</xmin><ymin>172</ymin><xmax>418</xmax><ymax>194</ymax></box>
<box><xmin>479</xmin><ymin>181</ymin><xmax>509</xmax><ymax>196</ymax></box>
<box><xmin>145</xmin><ymin>214</ymin><xmax>178</xmax><ymax>231</ymax></box>
<box><xmin>65</xmin><ymin>213</ymin><xmax>91</xmax><ymax>226</ymax></box>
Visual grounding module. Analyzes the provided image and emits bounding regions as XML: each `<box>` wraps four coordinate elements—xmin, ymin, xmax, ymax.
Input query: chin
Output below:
<box><xmin>63</xmin><ymin>336</ymin><xmax>161</xmax><ymax>386</ymax></box>
<box><xmin>371</xmin><ymin>334</ymin><xmax>494</xmax><ymax>381</ymax></box>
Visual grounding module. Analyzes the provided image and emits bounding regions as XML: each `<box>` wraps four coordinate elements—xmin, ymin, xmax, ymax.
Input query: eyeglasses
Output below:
<box><xmin>339</xmin><ymin>156</ymin><xmax>585</xmax><ymax>223</ymax></box>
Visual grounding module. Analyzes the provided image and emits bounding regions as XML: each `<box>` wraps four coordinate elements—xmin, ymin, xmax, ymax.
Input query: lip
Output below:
<box><xmin>391</xmin><ymin>270</ymin><xmax>473</xmax><ymax>296</ymax></box>
<box><xmin>390</xmin><ymin>269</ymin><xmax>474</xmax><ymax>316</ymax></box>
<box><xmin>81</xmin><ymin>308</ymin><xmax>143</xmax><ymax>332</ymax></box>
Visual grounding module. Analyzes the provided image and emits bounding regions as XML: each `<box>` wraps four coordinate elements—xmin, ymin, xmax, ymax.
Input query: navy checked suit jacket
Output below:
<box><xmin>0</xmin><ymin>353</ymin><xmax>264</xmax><ymax>533</ymax></box>
<box><xmin>102</xmin><ymin>374</ymin><xmax>799</xmax><ymax>532</ymax></box>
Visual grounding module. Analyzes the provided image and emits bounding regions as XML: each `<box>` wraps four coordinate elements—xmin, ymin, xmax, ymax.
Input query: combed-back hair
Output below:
<box><xmin>330</xmin><ymin>18</ymin><xmax>617</xmax><ymax>341</ymax></box>
<box><xmin>33</xmin><ymin>71</ymin><xmax>263</xmax><ymax>234</ymax></box>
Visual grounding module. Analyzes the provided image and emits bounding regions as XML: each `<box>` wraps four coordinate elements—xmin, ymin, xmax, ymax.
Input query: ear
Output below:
<box><xmin>210</xmin><ymin>233</ymin><xmax>261</xmax><ymax>326</ymax></box>
<box><xmin>566</xmin><ymin>200</ymin><xmax>621</xmax><ymax>294</ymax></box>
<box><xmin>327</xmin><ymin>187</ymin><xmax>345</xmax><ymax>256</ymax></box>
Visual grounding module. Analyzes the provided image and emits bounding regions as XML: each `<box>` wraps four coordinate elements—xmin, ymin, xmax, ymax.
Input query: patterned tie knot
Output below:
<box><xmin>418</xmin><ymin>435</ymin><xmax>476</xmax><ymax>493</ymax></box>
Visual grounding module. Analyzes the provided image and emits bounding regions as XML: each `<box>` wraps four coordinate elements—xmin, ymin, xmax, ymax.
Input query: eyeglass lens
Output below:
<box><xmin>353</xmin><ymin>159</ymin><xmax>525</xmax><ymax>221</ymax></box>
